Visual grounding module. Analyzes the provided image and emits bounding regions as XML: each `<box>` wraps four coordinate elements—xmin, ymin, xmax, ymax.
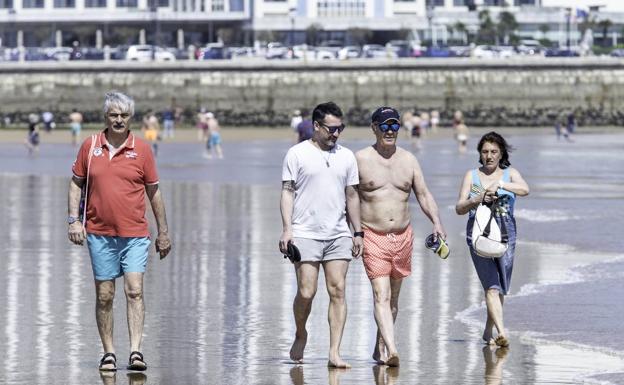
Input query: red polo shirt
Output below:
<box><xmin>72</xmin><ymin>130</ymin><xmax>159</xmax><ymax>237</ymax></box>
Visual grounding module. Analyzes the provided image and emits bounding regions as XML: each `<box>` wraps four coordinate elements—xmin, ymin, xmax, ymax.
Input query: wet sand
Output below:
<box><xmin>0</xmin><ymin>131</ymin><xmax>623</xmax><ymax>384</ymax></box>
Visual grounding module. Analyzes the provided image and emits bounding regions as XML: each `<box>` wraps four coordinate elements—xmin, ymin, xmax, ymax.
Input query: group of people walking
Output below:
<box><xmin>67</xmin><ymin>93</ymin><xmax>528</xmax><ymax>373</ymax></box>
<box><xmin>279</xmin><ymin>102</ymin><xmax>529</xmax><ymax>368</ymax></box>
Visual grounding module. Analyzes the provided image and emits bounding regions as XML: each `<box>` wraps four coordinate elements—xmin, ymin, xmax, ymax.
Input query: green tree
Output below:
<box><xmin>477</xmin><ymin>9</ymin><xmax>496</xmax><ymax>44</ymax></box>
<box><xmin>598</xmin><ymin>18</ymin><xmax>613</xmax><ymax>47</ymax></box>
<box><xmin>346</xmin><ymin>27</ymin><xmax>372</xmax><ymax>46</ymax></box>
<box><xmin>538</xmin><ymin>24</ymin><xmax>550</xmax><ymax>46</ymax></box>
<box><xmin>454</xmin><ymin>21</ymin><xmax>468</xmax><ymax>44</ymax></box>
<box><xmin>305</xmin><ymin>23</ymin><xmax>323</xmax><ymax>46</ymax></box>
<box><xmin>497</xmin><ymin>11</ymin><xmax>518</xmax><ymax>45</ymax></box>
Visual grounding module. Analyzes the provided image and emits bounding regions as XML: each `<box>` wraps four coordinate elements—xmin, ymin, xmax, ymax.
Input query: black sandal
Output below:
<box><xmin>127</xmin><ymin>351</ymin><xmax>147</xmax><ymax>371</ymax></box>
<box><xmin>99</xmin><ymin>352</ymin><xmax>117</xmax><ymax>371</ymax></box>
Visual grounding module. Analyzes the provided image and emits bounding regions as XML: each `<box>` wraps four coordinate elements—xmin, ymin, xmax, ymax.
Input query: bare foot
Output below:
<box><xmin>494</xmin><ymin>335</ymin><xmax>509</xmax><ymax>348</ymax></box>
<box><xmin>328</xmin><ymin>355</ymin><xmax>351</xmax><ymax>369</ymax></box>
<box><xmin>385</xmin><ymin>353</ymin><xmax>400</xmax><ymax>367</ymax></box>
<box><xmin>372</xmin><ymin>336</ymin><xmax>387</xmax><ymax>364</ymax></box>
<box><xmin>482</xmin><ymin>330</ymin><xmax>495</xmax><ymax>345</ymax></box>
<box><xmin>290</xmin><ymin>331</ymin><xmax>308</xmax><ymax>363</ymax></box>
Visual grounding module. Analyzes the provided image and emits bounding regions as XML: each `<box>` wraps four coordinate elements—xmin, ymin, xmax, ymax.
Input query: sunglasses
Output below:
<box><xmin>378</xmin><ymin>122</ymin><xmax>401</xmax><ymax>132</ymax></box>
<box><xmin>319</xmin><ymin>122</ymin><xmax>345</xmax><ymax>134</ymax></box>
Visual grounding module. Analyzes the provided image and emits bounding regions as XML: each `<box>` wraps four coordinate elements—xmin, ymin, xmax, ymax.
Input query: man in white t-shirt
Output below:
<box><xmin>279</xmin><ymin>101</ymin><xmax>363</xmax><ymax>369</ymax></box>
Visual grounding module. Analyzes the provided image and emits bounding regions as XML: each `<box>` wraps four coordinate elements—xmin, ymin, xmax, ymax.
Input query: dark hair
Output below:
<box><xmin>312</xmin><ymin>102</ymin><xmax>343</xmax><ymax>124</ymax></box>
<box><xmin>477</xmin><ymin>131</ymin><xmax>512</xmax><ymax>168</ymax></box>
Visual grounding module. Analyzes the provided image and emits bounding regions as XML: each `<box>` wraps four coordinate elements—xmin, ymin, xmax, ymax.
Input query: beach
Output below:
<box><xmin>0</xmin><ymin>128</ymin><xmax>623</xmax><ymax>385</ymax></box>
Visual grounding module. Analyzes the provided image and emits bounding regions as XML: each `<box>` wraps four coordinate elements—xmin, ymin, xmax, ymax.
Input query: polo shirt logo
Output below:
<box><xmin>126</xmin><ymin>151</ymin><xmax>138</xmax><ymax>159</ymax></box>
<box><xmin>93</xmin><ymin>147</ymin><xmax>103</xmax><ymax>157</ymax></box>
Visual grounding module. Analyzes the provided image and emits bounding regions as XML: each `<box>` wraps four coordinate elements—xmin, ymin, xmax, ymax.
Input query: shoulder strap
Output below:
<box><xmin>82</xmin><ymin>134</ymin><xmax>97</xmax><ymax>230</ymax></box>
<box><xmin>471</xmin><ymin>169</ymin><xmax>480</xmax><ymax>186</ymax></box>
<box><xmin>503</xmin><ymin>168</ymin><xmax>510</xmax><ymax>182</ymax></box>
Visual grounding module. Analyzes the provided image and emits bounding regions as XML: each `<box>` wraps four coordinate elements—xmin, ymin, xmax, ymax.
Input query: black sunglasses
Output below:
<box><xmin>319</xmin><ymin>122</ymin><xmax>345</xmax><ymax>134</ymax></box>
<box><xmin>378</xmin><ymin>122</ymin><xmax>401</xmax><ymax>132</ymax></box>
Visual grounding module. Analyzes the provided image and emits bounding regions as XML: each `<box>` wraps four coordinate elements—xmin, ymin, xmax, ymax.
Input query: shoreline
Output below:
<box><xmin>1</xmin><ymin>125</ymin><xmax>622</xmax><ymax>144</ymax></box>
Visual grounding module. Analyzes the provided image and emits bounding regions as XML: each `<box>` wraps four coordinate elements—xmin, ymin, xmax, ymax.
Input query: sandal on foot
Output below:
<box><xmin>127</xmin><ymin>351</ymin><xmax>147</xmax><ymax>371</ymax></box>
<box><xmin>99</xmin><ymin>352</ymin><xmax>117</xmax><ymax>372</ymax></box>
<box><xmin>495</xmin><ymin>335</ymin><xmax>509</xmax><ymax>348</ymax></box>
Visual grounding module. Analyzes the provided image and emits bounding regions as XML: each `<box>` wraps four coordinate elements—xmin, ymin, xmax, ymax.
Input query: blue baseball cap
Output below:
<box><xmin>372</xmin><ymin>107</ymin><xmax>400</xmax><ymax>124</ymax></box>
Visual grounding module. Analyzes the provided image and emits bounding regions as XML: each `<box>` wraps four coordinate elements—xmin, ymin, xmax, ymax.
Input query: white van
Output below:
<box><xmin>126</xmin><ymin>45</ymin><xmax>176</xmax><ymax>62</ymax></box>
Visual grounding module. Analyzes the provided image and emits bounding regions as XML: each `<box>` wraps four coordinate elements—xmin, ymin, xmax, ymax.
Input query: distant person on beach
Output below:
<box><xmin>162</xmin><ymin>104</ymin><xmax>175</xmax><ymax>139</ymax></box>
<box><xmin>455</xmin><ymin>132</ymin><xmax>529</xmax><ymax>348</ymax></box>
<box><xmin>25</xmin><ymin>114</ymin><xmax>41</xmax><ymax>155</ymax></box>
<box><xmin>453</xmin><ymin>111</ymin><xmax>469</xmax><ymax>153</ymax></box>
<box><xmin>296</xmin><ymin>110</ymin><xmax>314</xmax><ymax>143</ymax></box>
<box><xmin>196</xmin><ymin>108</ymin><xmax>209</xmax><ymax>142</ymax></box>
<box><xmin>69</xmin><ymin>108</ymin><xmax>83</xmax><ymax>147</ymax></box>
<box><xmin>67</xmin><ymin>91</ymin><xmax>171</xmax><ymax>372</ymax></box>
<box><xmin>204</xmin><ymin>112</ymin><xmax>223</xmax><ymax>159</ymax></box>
<box><xmin>430</xmin><ymin>110</ymin><xmax>440</xmax><ymax>132</ymax></box>
<box><xmin>142</xmin><ymin>110</ymin><xmax>160</xmax><ymax>156</ymax></box>
<box><xmin>409</xmin><ymin>114</ymin><xmax>422</xmax><ymax>150</ymax></box>
<box><xmin>42</xmin><ymin>110</ymin><xmax>55</xmax><ymax>132</ymax></box>
<box><xmin>279</xmin><ymin>101</ymin><xmax>363</xmax><ymax>368</ymax></box>
<box><xmin>355</xmin><ymin>106</ymin><xmax>446</xmax><ymax>367</ymax></box>
<box><xmin>290</xmin><ymin>109</ymin><xmax>302</xmax><ymax>143</ymax></box>
<box><xmin>566</xmin><ymin>112</ymin><xmax>576</xmax><ymax>134</ymax></box>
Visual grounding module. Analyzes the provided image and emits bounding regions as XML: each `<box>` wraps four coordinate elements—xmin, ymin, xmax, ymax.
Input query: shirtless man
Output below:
<box><xmin>355</xmin><ymin>106</ymin><xmax>446</xmax><ymax>366</ymax></box>
<box><xmin>69</xmin><ymin>108</ymin><xmax>83</xmax><ymax>147</ymax></box>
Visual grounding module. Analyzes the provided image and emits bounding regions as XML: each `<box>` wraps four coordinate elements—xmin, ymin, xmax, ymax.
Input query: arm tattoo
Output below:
<box><xmin>282</xmin><ymin>181</ymin><xmax>295</xmax><ymax>192</ymax></box>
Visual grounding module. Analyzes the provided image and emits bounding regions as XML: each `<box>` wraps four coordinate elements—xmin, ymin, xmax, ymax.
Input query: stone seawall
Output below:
<box><xmin>1</xmin><ymin>58</ymin><xmax>624</xmax><ymax>127</ymax></box>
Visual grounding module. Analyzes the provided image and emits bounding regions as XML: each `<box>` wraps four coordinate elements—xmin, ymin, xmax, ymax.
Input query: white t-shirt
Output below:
<box><xmin>282</xmin><ymin>140</ymin><xmax>359</xmax><ymax>240</ymax></box>
<box><xmin>290</xmin><ymin>116</ymin><xmax>303</xmax><ymax>132</ymax></box>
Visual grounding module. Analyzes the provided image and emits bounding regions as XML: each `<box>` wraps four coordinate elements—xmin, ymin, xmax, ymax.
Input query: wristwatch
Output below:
<box><xmin>353</xmin><ymin>231</ymin><xmax>364</xmax><ymax>238</ymax></box>
<box><xmin>67</xmin><ymin>216</ymin><xmax>80</xmax><ymax>224</ymax></box>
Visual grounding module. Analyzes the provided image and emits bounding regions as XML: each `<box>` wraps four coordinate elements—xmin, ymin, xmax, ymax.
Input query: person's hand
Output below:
<box><xmin>155</xmin><ymin>232</ymin><xmax>172</xmax><ymax>259</ymax></box>
<box><xmin>433</xmin><ymin>223</ymin><xmax>447</xmax><ymax>241</ymax></box>
<box><xmin>352</xmin><ymin>236</ymin><xmax>363</xmax><ymax>259</ymax></box>
<box><xmin>68</xmin><ymin>222</ymin><xmax>86</xmax><ymax>245</ymax></box>
<box><xmin>279</xmin><ymin>230</ymin><xmax>293</xmax><ymax>254</ymax></box>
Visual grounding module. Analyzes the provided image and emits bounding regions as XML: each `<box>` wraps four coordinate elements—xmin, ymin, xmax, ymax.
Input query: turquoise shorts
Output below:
<box><xmin>87</xmin><ymin>234</ymin><xmax>150</xmax><ymax>281</ymax></box>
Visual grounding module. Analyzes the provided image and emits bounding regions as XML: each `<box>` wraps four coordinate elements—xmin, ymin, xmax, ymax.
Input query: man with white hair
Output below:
<box><xmin>67</xmin><ymin>91</ymin><xmax>172</xmax><ymax>372</ymax></box>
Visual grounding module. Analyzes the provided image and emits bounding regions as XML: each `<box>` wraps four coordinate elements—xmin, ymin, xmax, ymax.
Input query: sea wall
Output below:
<box><xmin>2</xmin><ymin>58</ymin><xmax>624</xmax><ymax>126</ymax></box>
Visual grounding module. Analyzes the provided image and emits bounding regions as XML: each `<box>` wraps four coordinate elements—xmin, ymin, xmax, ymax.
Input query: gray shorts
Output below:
<box><xmin>293</xmin><ymin>236</ymin><xmax>353</xmax><ymax>263</ymax></box>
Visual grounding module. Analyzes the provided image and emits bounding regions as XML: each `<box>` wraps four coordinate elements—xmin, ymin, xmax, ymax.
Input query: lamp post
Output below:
<box><xmin>565</xmin><ymin>7</ymin><xmax>571</xmax><ymax>51</ymax></box>
<box><xmin>289</xmin><ymin>6</ymin><xmax>297</xmax><ymax>52</ymax></box>
<box><xmin>426</xmin><ymin>5</ymin><xmax>435</xmax><ymax>48</ymax></box>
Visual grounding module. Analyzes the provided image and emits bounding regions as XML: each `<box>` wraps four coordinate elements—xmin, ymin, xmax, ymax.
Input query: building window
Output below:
<box><xmin>454</xmin><ymin>0</ymin><xmax>466</xmax><ymax>5</ymax></box>
<box><xmin>157</xmin><ymin>0</ymin><xmax>168</xmax><ymax>6</ymax></box>
<box><xmin>395</xmin><ymin>0</ymin><xmax>416</xmax><ymax>3</ymax></box>
<box><xmin>85</xmin><ymin>0</ymin><xmax>106</xmax><ymax>6</ymax></box>
<box><xmin>317</xmin><ymin>0</ymin><xmax>365</xmax><ymax>17</ymax></box>
<box><xmin>0</xmin><ymin>0</ymin><xmax>13</xmax><ymax>8</ymax></box>
<box><xmin>514</xmin><ymin>0</ymin><xmax>535</xmax><ymax>5</ymax></box>
<box><xmin>265</xmin><ymin>0</ymin><xmax>287</xmax><ymax>2</ymax></box>
<box><xmin>54</xmin><ymin>0</ymin><xmax>75</xmax><ymax>7</ymax></box>
<box><xmin>116</xmin><ymin>0</ymin><xmax>137</xmax><ymax>6</ymax></box>
<box><xmin>212</xmin><ymin>0</ymin><xmax>224</xmax><ymax>11</ymax></box>
<box><xmin>425</xmin><ymin>0</ymin><xmax>444</xmax><ymax>6</ymax></box>
<box><xmin>22</xmin><ymin>0</ymin><xmax>44</xmax><ymax>7</ymax></box>
<box><xmin>483</xmin><ymin>0</ymin><xmax>505</xmax><ymax>5</ymax></box>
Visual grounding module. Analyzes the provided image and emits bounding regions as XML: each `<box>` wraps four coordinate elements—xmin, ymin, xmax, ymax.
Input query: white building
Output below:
<box><xmin>1</xmin><ymin>0</ymin><xmax>624</xmax><ymax>47</ymax></box>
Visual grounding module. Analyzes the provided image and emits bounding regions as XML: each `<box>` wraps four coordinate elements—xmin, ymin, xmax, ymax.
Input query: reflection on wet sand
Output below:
<box><xmin>99</xmin><ymin>372</ymin><xmax>147</xmax><ymax>385</ymax></box>
<box><xmin>373</xmin><ymin>365</ymin><xmax>399</xmax><ymax>385</ymax></box>
<box><xmin>483</xmin><ymin>346</ymin><xmax>509</xmax><ymax>385</ymax></box>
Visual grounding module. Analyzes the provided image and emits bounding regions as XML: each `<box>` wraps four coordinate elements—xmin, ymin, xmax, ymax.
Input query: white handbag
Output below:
<box><xmin>471</xmin><ymin>199</ymin><xmax>508</xmax><ymax>258</ymax></box>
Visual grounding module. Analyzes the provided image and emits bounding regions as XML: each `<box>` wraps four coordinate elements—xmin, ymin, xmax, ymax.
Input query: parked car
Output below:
<box><xmin>338</xmin><ymin>46</ymin><xmax>361</xmax><ymax>60</ymax></box>
<box><xmin>472</xmin><ymin>45</ymin><xmax>496</xmax><ymax>58</ymax></box>
<box><xmin>126</xmin><ymin>45</ymin><xmax>176</xmax><ymax>61</ymax></box>
<box><xmin>517</xmin><ymin>39</ymin><xmax>544</xmax><ymax>56</ymax></box>
<box><xmin>386</xmin><ymin>40</ymin><xmax>419</xmax><ymax>58</ymax></box>
<box><xmin>494</xmin><ymin>46</ymin><xmax>516</xmax><ymax>58</ymax></box>
<box><xmin>362</xmin><ymin>44</ymin><xmax>396</xmax><ymax>58</ymax></box>
<box><xmin>292</xmin><ymin>44</ymin><xmax>316</xmax><ymax>60</ymax></box>
<box><xmin>610</xmin><ymin>48</ymin><xmax>624</xmax><ymax>57</ymax></box>
<box><xmin>424</xmin><ymin>46</ymin><xmax>453</xmax><ymax>57</ymax></box>
<box><xmin>265</xmin><ymin>42</ymin><xmax>288</xmax><ymax>59</ymax></box>
<box><xmin>201</xmin><ymin>43</ymin><xmax>230</xmax><ymax>60</ymax></box>
<box><xmin>45</xmin><ymin>47</ymin><xmax>73</xmax><ymax>61</ymax></box>
<box><xmin>545</xmin><ymin>47</ymin><xmax>580</xmax><ymax>57</ymax></box>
